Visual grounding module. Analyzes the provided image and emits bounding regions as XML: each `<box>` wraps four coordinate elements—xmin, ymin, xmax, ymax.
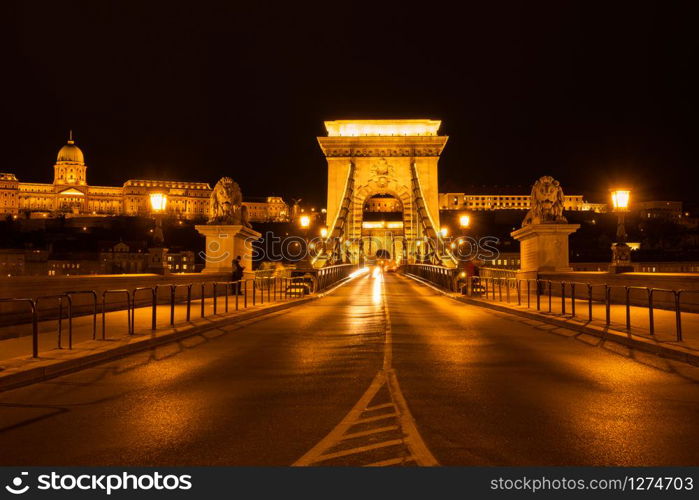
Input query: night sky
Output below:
<box><xmin>6</xmin><ymin>1</ymin><xmax>698</xmax><ymax>206</ymax></box>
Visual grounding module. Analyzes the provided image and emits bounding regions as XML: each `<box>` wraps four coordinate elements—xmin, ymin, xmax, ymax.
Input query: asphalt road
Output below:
<box><xmin>1</xmin><ymin>269</ymin><xmax>698</xmax><ymax>466</ymax></box>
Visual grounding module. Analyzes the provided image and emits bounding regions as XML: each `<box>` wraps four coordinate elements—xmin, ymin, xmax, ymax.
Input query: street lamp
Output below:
<box><xmin>298</xmin><ymin>215</ymin><xmax>312</xmax><ymax>269</ymax></box>
<box><xmin>148</xmin><ymin>192</ymin><xmax>169</xmax><ymax>274</ymax></box>
<box><xmin>459</xmin><ymin>214</ymin><xmax>471</xmax><ymax>229</ymax></box>
<box><xmin>150</xmin><ymin>193</ymin><xmax>167</xmax><ymax>213</ymax></box>
<box><xmin>440</xmin><ymin>227</ymin><xmax>449</xmax><ymax>238</ymax></box>
<box><xmin>149</xmin><ymin>193</ymin><xmax>167</xmax><ymax>247</ymax></box>
<box><xmin>320</xmin><ymin>227</ymin><xmax>328</xmax><ymax>238</ymax></box>
<box><xmin>609</xmin><ymin>188</ymin><xmax>633</xmax><ymax>273</ymax></box>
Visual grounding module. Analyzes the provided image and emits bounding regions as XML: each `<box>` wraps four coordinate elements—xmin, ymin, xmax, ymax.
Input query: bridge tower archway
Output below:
<box><xmin>318</xmin><ymin>119</ymin><xmax>455</xmax><ymax>266</ymax></box>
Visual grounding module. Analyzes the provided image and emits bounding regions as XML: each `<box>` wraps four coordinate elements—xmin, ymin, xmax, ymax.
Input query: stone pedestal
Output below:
<box><xmin>148</xmin><ymin>247</ymin><xmax>170</xmax><ymax>275</ymax></box>
<box><xmin>609</xmin><ymin>242</ymin><xmax>634</xmax><ymax>273</ymax></box>
<box><xmin>511</xmin><ymin>223</ymin><xmax>580</xmax><ymax>274</ymax></box>
<box><xmin>195</xmin><ymin>225</ymin><xmax>261</xmax><ymax>277</ymax></box>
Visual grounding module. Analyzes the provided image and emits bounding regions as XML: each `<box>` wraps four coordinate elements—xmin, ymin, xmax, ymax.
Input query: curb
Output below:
<box><xmin>403</xmin><ymin>273</ymin><xmax>699</xmax><ymax>367</ymax></box>
<box><xmin>0</xmin><ymin>296</ymin><xmax>315</xmax><ymax>393</ymax></box>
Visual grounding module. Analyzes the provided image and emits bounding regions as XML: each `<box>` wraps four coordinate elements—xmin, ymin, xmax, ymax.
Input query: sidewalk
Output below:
<box><xmin>407</xmin><ymin>274</ymin><xmax>699</xmax><ymax>365</ymax></box>
<box><xmin>477</xmin><ymin>287</ymin><xmax>699</xmax><ymax>350</ymax></box>
<box><xmin>0</xmin><ymin>292</ymin><xmax>311</xmax><ymax>391</ymax></box>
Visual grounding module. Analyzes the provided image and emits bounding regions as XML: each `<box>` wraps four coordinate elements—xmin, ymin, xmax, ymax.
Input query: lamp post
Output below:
<box><xmin>609</xmin><ymin>189</ymin><xmax>633</xmax><ymax>273</ymax></box>
<box><xmin>298</xmin><ymin>215</ymin><xmax>313</xmax><ymax>269</ymax></box>
<box><xmin>457</xmin><ymin>213</ymin><xmax>472</xmax><ymax>277</ymax></box>
<box><xmin>148</xmin><ymin>193</ymin><xmax>169</xmax><ymax>274</ymax></box>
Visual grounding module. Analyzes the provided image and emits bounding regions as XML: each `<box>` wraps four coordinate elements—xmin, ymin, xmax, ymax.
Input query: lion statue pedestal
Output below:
<box><xmin>195</xmin><ymin>224</ymin><xmax>260</xmax><ymax>276</ymax></box>
<box><xmin>511</xmin><ymin>176</ymin><xmax>580</xmax><ymax>277</ymax></box>
<box><xmin>196</xmin><ymin>177</ymin><xmax>260</xmax><ymax>276</ymax></box>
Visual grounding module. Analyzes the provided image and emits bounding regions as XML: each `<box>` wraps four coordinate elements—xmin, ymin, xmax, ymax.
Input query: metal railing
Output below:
<box><xmin>316</xmin><ymin>264</ymin><xmax>358</xmax><ymax>292</ymax></box>
<box><xmin>402</xmin><ymin>264</ymin><xmax>697</xmax><ymax>343</ymax></box>
<box><xmin>36</xmin><ymin>294</ymin><xmax>72</xmax><ymax>349</ymax></box>
<box><xmin>0</xmin><ymin>298</ymin><xmax>38</xmax><ymax>357</ymax></box>
<box><xmin>463</xmin><ymin>277</ymin><xmax>695</xmax><ymax>343</ymax></box>
<box><xmin>2</xmin><ymin>265</ymin><xmax>356</xmax><ymax>359</ymax></box>
<box><xmin>403</xmin><ymin>264</ymin><xmax>459</xmax><ymax>292</ymax></box>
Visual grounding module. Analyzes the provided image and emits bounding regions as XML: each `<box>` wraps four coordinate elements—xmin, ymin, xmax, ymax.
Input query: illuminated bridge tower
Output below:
<box><xmin>318</xmin><ymin>119</ymin><xmax>454</xmax><ymax>266</ymax></box>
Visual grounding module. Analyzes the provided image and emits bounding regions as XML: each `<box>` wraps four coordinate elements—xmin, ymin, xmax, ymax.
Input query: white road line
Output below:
<box><xmin>381</xmin><ymin>276</ymin><xmax>439</xmax><ymax>466</ymax></box>
<box><xmin>365</xmin><ymin>402</ymin><xmax>394</xmax><ymax>412</ymax></box>
<box><xmin>364</xmin><ymin>456</ymin><xmax>416</xmax><ymax>467</ymax></box>
<box><xmin>292</xmin><ymin>371</ymin><xmax>386</xmax><ymax>466</ymax></box>
<box><xmin>341</xmin><ymin>425</ymin><xmax>399</xmax><ymax>440</ymax></box>
<box><xmin>314</xmin><ymin>439</ymin><xmax>405</xmax><ymax>462</ymax></box>
<box><xmin>354</xmin><ymin>413</ymin><xmax>398</xmax><ymax>424</ymax></box>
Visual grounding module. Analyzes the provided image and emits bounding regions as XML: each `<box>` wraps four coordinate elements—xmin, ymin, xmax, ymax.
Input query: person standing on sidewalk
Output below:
<box><xmin>232</xmin><ymin>256</ymin><xmax>245</xmax><ymax>295</ymax></box>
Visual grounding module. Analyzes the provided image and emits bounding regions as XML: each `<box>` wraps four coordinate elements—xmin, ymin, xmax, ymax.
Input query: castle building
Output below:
<box><xmin>0</xmin><ymin>135</ymin><xmax>288</xmax><ymax>222</ymax></box>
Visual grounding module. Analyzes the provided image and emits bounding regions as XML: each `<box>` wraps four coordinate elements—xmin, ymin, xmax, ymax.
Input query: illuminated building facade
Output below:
<box><xmin>439</xmin><ymin>192</ymin><xmax>607</xmax><ymax>212</ymax></box>
<box><xmin>0</xmin><ymin>135</ymin><xmax>288</xmax><ymax>222</ymax></box>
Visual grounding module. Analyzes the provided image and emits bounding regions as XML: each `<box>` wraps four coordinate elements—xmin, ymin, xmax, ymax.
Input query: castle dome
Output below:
<box><xmin>56</xmin><ymin>132</ymin><xmax>85</xmax><ymax>164</ymax></box>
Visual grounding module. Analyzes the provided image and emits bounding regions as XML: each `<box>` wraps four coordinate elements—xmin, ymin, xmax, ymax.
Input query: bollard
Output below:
<box><xmin>186</xmin><ymin>284</ymin><xmax>192</xmax><ymax>321</ymax></box>
<box><xmin>625</xmin><ymin>287</ymin><xmax>631</xmax><ymax>330</ymax></box>
<box><xmin>58</xmin><ymin>298</ymin><xmax>63</xmax><ymax>348</ymax></box>
<box><xmin>648</xmin><ymin>289</ymin><xmax>655</xmax><ymax>336</ymax></box>
<box><xmin>152</xmin><ymin>288</ymin><xmax>157</xmax><ymax>330</ymax></box>
<box><xmin>31</xmin><ymin>302</ymin><xmax>38</xmax><ymax>358</ymax></box>
<box><xmin>605</xmin><ymin>286</ymin><xmax>611</xmax><ymax>325</ymax></box>
<box><xmin>201</xmin><ymin>283</ymin><xmax>206</xmax><ymax>318</ymax></box>
<box><xmin>170</xmin><ymin>286</ymin><xmax>176</xmax><ymax>326</ymax></box>
<box><xmin>213</xmin><ymin>283</ymin><xmax>218</xmax><ymax>315</ymax></box>
<box><xmin>674</xmin><ymin>291</ymin><xmax>682</xmax><ymax>341</ymax></box>
<box><xmin>67</xmin><ymin>296</ymin><xmax>73</xmax><ymax>347</ymax></box>
<box><xmin>570</xmin><ymin>283</ymin><xmax>576</xmax><ymax>318</ymax></box>
<box><xmin>587</xmin><ymin>284</ymin><xmax>593</xmax><ymax>321</ymax></box>
<box><xmin>561</xmin><ymin>282</ymin><xmax>566</xmax><ymax>316</ymax></box>
<box><xmin>548</xmin><ymin>281</ymin><xmax>552</xmax><ymax>313</ymax></box>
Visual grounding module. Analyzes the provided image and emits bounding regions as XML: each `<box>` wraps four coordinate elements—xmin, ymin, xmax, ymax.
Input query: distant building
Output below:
<box><xmin>0</xmin><ymin>249</ymin><xmax>49</xmax><ymax>276</ymax></box>
<box><xmin>243</xmin><ymin>196</ymin><xmax>290</xmax><ymax>222</ymax></box>
<box><xmin>439</xmin><ymin>192</ymin><xmax>601</xmax><ymax>212</ymax></box>
<box><xmin>635</xmin><ymin>200</ymin><xmax>683</xmax><ymax>221</ymax></box>
<box><xmin>0</xmin><ymin>134</ymin><xmax>288</xmax><ymax>222</ymax></box>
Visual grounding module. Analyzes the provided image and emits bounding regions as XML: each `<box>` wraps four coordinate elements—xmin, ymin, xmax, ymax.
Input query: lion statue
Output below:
<box><xmin>208</xmin><ymin>177</ymin><xmax>250</xmax><ymax>227</ymax></box>
<box><xmin>522</xmin><ymin>175</ymin><xmax>567</xmax><ymax>227</ymax></box>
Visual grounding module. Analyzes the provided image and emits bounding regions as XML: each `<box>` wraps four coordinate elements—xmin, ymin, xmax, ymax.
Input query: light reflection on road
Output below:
<box><xmin>372</xmin><ymin>266</ymin><xmax>383</xmax><ymax>305</ymax></box>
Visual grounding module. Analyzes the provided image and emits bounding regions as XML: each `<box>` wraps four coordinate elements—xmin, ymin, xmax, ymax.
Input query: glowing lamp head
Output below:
<box><xmin>299</xmin><ymin>215</ymin><xmax>311</xmax><ymax>228</ymax></box>
<box><xmin>611</xmin><ymin>189</ymin><xmax>631</xmax><ymax>211</ymax></box>
<box><xmin>440</xmin><ymin>227</ymin><xmax>448</xmax><ymax>238</ymax></box>
<box><xmin>320</xmin><ymin>227</ymin><xmax>328</xmax><ymax>238</ymax></box>
<box><xmin>150</xmin><ymin>193</ymin><xmax>167</xmax><ymax>212</ymax></box>
<box><xmin>459</xmin><ymin>214</ymin><xmax>471</xmax><ymax>228</ymax></box>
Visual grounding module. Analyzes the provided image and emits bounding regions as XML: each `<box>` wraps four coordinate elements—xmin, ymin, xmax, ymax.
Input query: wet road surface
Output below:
<box><xmin>1</xmin><ymin>270</ymin><xmax>699</xmax><ymax>465</ymax></box>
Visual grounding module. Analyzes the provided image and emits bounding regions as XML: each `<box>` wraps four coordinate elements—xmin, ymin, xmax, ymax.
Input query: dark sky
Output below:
<box><xmin>5</xmin><ymin>1</ymin><xmax>698</xmax><ymax>206</ymax></box>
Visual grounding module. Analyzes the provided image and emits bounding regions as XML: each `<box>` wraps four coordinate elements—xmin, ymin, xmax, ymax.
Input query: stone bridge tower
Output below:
<box><xmin>318</xmin><ymin>119</ymin><xmax>452</xmax><ymax>266</ymax></box>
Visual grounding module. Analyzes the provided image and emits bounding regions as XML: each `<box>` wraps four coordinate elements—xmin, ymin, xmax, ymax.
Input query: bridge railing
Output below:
<box><xmin>315</xmin><ymin>264</ymin><xmax>360</xmax><ymax>292</ymax></box>
<box><xmin>0</xmin><ymin>274</ymin><xmax>319</xmax><ymax>360</ymax></box>
<box><xmin>402</xmin><ymin>264</ymin><xmax>459</xmax><ymax>292</ymax></box>
<box><xmin>401</xmin><ymin>265</ymin><xmax>698</xmax><ymax>343</ymax></box>
<box><xmin>464</xmin><ymin>276</ymin><xmax>698</xmax><ymax>343</ymax></box>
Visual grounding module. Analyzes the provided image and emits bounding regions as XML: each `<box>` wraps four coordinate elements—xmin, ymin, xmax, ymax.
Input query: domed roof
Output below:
<box><xmin>56</xmin><ymin>132</ymin><xmax>85</xmax><ymax>164</ymax></box>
